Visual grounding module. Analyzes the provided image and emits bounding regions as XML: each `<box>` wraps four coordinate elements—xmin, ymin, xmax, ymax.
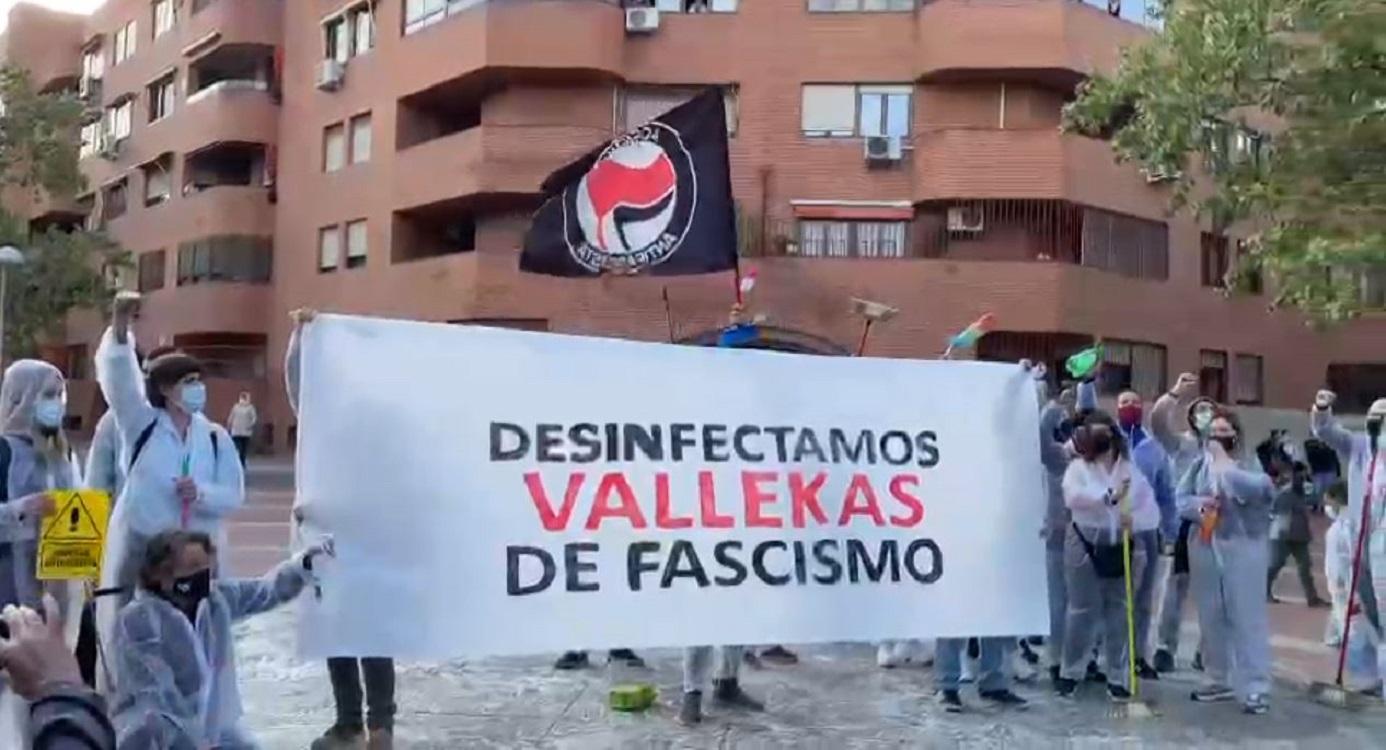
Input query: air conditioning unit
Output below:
<box><xmin>625</xmin><ymin>8</ymin><xmax>660</xmax><ymax>34</ymax></box>
<box><xmin>316</xmin><ymin>60</ymin><xmax>346</xmax><ymax>92</ymax></box>
<box><xmin>99</xmin><ymin>139</ymin><xmax>124</xmax><ymax>161</ymax></box>
<box><xmin>864</xmin><ymin>135</ymin><xmax>904</xmax><ymax>163</ymax></box>
<box><xmin>947</xmin><ymin>206</ymin><xmax>984</xmax><ymax>233</ymax></box>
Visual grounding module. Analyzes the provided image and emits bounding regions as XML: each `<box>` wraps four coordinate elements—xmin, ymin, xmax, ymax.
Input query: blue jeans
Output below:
<box><xmin>935</xmin><ymin>637</ymin><xmax>1012</xmax><ymax>692</ymax></box>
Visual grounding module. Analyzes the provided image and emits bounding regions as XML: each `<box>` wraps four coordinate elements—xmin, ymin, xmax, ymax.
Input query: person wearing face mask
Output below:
<box><xmin>86</xmin><ymin>346</ymin><xmax>177</xmax><ymax>503</ymax></box>
<box><xmin>1055</xmin><ymin>411</ymin><xmax>1160</xmax><ymax>702</ymax></box>
<box><xmin>1113</xmin><ymin>390</ymin><xmax>1174</xmax><ymax>680</ymax></box>
<box><xmin>110</xmin><ymin>528</ymin><xmax>332</xmax><ymax>748</ymax></box>
<box><xmin>1311</xmin><ymin>391</ymin><xmax>1386</xmax><ymax>697</ymax></box>
<box><xmin>1322</xmin><ymin>481</ymin><xmax>1354</xmax><ymax>648</ymax></box>
<box><xmin>93</xmin><ymin>295</ymin><xmax>246</xmax><ymax>688</ymax></box>
<box><xmin>226</xmin><ymin>393</ymin><xmax>257</xmax><ymax>467</ymax></box>
<box><xmin>1177</xmin><ymin>407</ymin><xmax>1275</xmax><ymax>714</ymax></box>
<box><xmin>1149</xmin><ymin>373</ymin><xmax>1217</xmax><ymax>673</ymax></box>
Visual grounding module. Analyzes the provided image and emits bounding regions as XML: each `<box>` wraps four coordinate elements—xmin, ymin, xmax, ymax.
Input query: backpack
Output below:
<box><xmin>128</xmin><ymin>418</ymin><xmax>220</xmax><ymax>473</ymax></box>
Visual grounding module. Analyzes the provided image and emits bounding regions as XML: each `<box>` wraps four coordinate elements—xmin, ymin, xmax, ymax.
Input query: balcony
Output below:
<box><xmin>177</xmin><ymin>86</ymin><xmax>279</xmax><ymax>153</ymax></box>
<box><xmin>393</xmin><ymin>124</ymin><xmax>611</xmax><ymax>211</ymax></box>
<box><xmin>392</xmin><ymin>0</ymin><xmax>625</xmax><ymax>95</ymax></box>
<box><xmin>183</xmin><ymin>0</ymin><xmax>283</xmax><ymax>53</ymax></box>
<box><xmin>913</xmin><ymin>128</ymin><xmax>1165</xmax><ymax>220</ymax></box>
<box><xmin>917</xmin><ymin>0</ymin><xmax>1151</xmax><ymax>84</ymax></box>
<box><xmin>137</xmin><ymin>282</ymin><xmax>273</xmax><ymax>336</ymax></box>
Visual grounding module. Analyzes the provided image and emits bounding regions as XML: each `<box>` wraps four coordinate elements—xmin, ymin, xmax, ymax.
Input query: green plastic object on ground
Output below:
<box><xmin>1066</xmin><ymin>344</ymin><xmax>1103</xmax><ymax>380</ymax></box>
<box><xmin>608</xmin><ymin>683</ymin><xmax>658</xmax><ymax>712</ymax></box>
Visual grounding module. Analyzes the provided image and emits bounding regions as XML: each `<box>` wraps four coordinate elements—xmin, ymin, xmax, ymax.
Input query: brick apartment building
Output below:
<box><xmin>1</xmin><ymin>0</ymin><xmax>1383</xmax><ymax>451</ymax></box>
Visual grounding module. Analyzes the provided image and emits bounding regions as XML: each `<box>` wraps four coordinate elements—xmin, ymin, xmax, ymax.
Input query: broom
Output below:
<box><xmin>1113</xmin><ymin>490</ymin><xmax>1157</xmax><ymax>719</ymax></box>
<box><xmin>1309</xmin><ymin>422</ymin><xmax>1380</xmax><ymax>709</ymax></box>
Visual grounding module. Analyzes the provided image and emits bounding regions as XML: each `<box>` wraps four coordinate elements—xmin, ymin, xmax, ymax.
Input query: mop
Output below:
<box><xmin>1309</xmin><ymin>422</ymin><xmax>1380</xmax><ymax>709</ymax></box>
<box><xmin>1113</xmin><ymin>492</ymin><xmax>1157</xmax><ymax>719</ymax></box>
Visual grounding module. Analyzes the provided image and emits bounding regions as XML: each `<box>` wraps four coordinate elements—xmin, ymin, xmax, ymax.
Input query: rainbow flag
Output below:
<box><xmin>947</xmin><ymin>313</ymin><xmax>996</xmax><ymax>349</ymax></box>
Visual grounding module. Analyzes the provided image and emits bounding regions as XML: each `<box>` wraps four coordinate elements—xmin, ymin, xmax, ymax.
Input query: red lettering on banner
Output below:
<box><xmin>838</xmin><ymin>473</ymin><xmax>886</xmax><ymax>526</ymax></box>
<box><xmin>699</xmin><ymin>471</ymin><xmax>734</xmax><ymax>528</ymax></box>
<box><xmin>742</xmin><ymin>471</ymin><xmax>782</xmax><ymax>528</ymax></box>
<box><xmin>585</xmin><ymin>472</ymin><xmax>648</xmax><ymax>530</ymax></box>
<box><xmin>655</xmin><ymin>472</ymin><xmax>694</xmax><ymax>529</ymax></box>
<box><xmin>888</xmin><ymin>474</ymin><xmax>925</xmax><ymax>527</ymax></box>
<box><xmin>789</xmin><ymin>472</ymin><xmax>829</xmax><ymax>528</ymax></box>
<box><xmin>523</xmin><ymin>472</ymin><xmax>585</xmax><ymax>532</ymax></box>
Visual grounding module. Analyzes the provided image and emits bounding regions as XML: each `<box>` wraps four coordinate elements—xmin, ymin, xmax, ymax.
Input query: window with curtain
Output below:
<box><xmin>114</xmin><ymin>21</ymin><xmax>137</xmax><ymax>64</ymax></box>
<box><xmin>796</xmin><ymin>220</ymin><xmax>908</xmax><ymax>258</ymax></box>
<box><xmin>148</xmin><ymin>72</ymin><xmax>175</xmax><ymax>122</ymax></box>
<box><xmin>858</xmin><ymin>85</ymin><xmax>912</xmax><ymax>137</ymax></box>
<box><xmin>1233</xmin><ymin>354</ymin><xmax>1264</xmax><ymax>405</ymax></box>
<box><xmin>802</xmin><ymin>84</ymin><xmax>912</xmax><ymax>137</ymax></box>
<box><xmin>801</xmin><ymin>85</ymin><xmax>857</xmax><ymax>136</ymax></box>
<box><xmin>152</xmin><ymin>0</ymin><xmax>175</xmax><ymax>38</ymax></box>
<box><xmin>1098</xmin><ymin>340</ymin><xmax>1167</xmax><ymax>397</ymax></box>
<box><xmin>350</xmin><ymin>113</ymin><xmax>372</xmax><ymax>164</ymax></box>
<box><xmin>138</xmin><ymin>250</ymin><xmax>166</xmax><ymax>292</ymax></box>
<box><xmin>323</xmin><ymin>124</ymin><xmax>346</xmax><ymax>172</ymax></box>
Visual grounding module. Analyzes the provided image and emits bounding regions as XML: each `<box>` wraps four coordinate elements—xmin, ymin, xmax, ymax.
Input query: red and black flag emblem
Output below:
<box><xmin>520</xmin><ymin>89</ymin><xmax>738</xmax><ymax>277</ymax></box>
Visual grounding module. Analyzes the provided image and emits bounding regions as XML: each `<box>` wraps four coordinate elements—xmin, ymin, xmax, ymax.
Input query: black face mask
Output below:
<box><xmin>163</xmin><ymin>568</ymin><xmax>212</xmax><ymax>623</ymax></box>
<box><xmin>1213</xmin><ymin>436</ymin><xmax>1238</xmax><ymax>453</ymax></box>
<box><xmin>1368</xmin><ymin>415</ymin><xmax>1383</xmax><ymax>442</ymax></box>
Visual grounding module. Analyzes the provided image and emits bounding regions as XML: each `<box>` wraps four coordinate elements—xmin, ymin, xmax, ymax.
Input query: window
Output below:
<box><xmin>1098</xmin><ymin>341</ymin><xmax>1167</xmax><ymax>398</ymax></box>
<box><xmin>138</xmin><ymin>250</ymin><xmax>166</xmax><ymax>292</ymax></box>
<box><xmin>796</xmin><ymin>220</ymin><xmax>908</xmax><ymax>258</ymax></box>
<box><xmin>79</xmin><ymin>122</ymin><xmax>105</xmax><ymax>159</ymax></box>
<box><xmin>152</xmin><ymin>0</ymin><xmax>175</xmax><ymax>39</ymax></box>
<box><xmin>113</xmin><ymin>21</ymin><xmax>137</xmax><ymax>65</ymax></box>
<box><xmin>148</xmin><ymin>72</ymin><xmax>175</xmax><ymax>122</ymax></box>
<box><xmin>324</xmin><ymin>5</ymin><xmax>375</xmax><ymax>62</ymax></box>
<box><xmin>1080</xmin><ymin>208</ymin><xmax>1169</xmax><ymax>281</ymax></box>
<box><xmin>349</xmin><ymin>113</ymin><xmax>372</xmax><ymax>164</ymax></box>
<box><xmin>323</xmin><ymin>123</ymin><xmax>346</xmax><ymax>172</ymax></box>
<box><xmin>802</xmin><ymin>84</ymin><xmax>912</xmax><ymax>137</ymax></box>
<box><xmin>346</xmin><ymin>219</ymin><xmax>368</xmax><ymax>268</ymax></box>
<box><xmin>142</xmin><ymin>156</ymin><xmax>171</xmax><ymax>206</ymax></box>
<box><xmin>1199</xmin><ymin>350</ymin><xmax>1227</xmax><ymax>403</ymax></box>
<box><xmin>80</xmin><ymin>46</ymin><xmax>104</xmax><ymax>93</ymax></box>
<box><xmin>106</xmin><ymin>99</ymin><xmax>133</xmax><ymax>142</ymax></box>
<box><xmin>619</xmin><ymin>86</ymin><xmax>738</xmax><ymax>136</ymax></box>
<box><xmin>653</xmin><ymin>0</ymin><xmax>740</xmax><ymax>11</ymax></box>
<box><xmin>1231</xmin><ymin>238</ymin><xmax>1262</xmax><ymax>295</ymax></box>
<box><xmin>176</xmin><ymin>236</ymin><xmax>273</xmax><ymax>285</ymax></box>
<box><xmin>403</xmin><ymin>0</ymin><xmax>447</xmax><ymax>36</ymax></box>
<box><xmin>352</xmin><ymin>5</ymin><xmax>375</xmax><ymax>55</ymax></box>
<box><xmin>1233</xmin><ymin>354</ymin><xmax>1264</xmax><ymax>406</ymax></box>
<box><xmin>1200</xmin><ymin>232</ymin><xmax>1230</xmax><ymax>289</ymax></box>
<box><xmin>808</xmin><ymin>0</ymin><xmax>913</xmax><ymax>9</ymax></box>
<box><xmin>101</xmin><ymin>179</ymin><xmax>128</xmax><ymax>222</ymax></box>
<box><xmin>318</xmin><ymin>225</ymin><xmax>341</xmax><ymax>272</ymax></box>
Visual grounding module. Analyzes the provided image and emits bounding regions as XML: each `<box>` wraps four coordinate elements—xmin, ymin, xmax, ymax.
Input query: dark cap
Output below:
<box><xmin>145</xmin><ymin>352</ymin><xmax>202</xmax><ymax>408</ymax></box>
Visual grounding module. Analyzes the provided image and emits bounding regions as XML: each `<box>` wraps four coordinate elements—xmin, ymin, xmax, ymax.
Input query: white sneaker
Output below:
<box><xmin>877</xmin><ymin>642</ymin><xmax>903</xmax><ymax>668</ymax></box>
<box><xmin>1012</xmin><ymin>651</ymin><xmax>1038</xmax><ymax>683</ymax></box>
<box><xmin>890</xmin><ymin>640</ymin><xmax>916</xmax><ymax>665</ymax></box>
<box><xmin>961</xmin><ymin>654</ymin><xmax>978</xmax><ymax>683</ymax></box>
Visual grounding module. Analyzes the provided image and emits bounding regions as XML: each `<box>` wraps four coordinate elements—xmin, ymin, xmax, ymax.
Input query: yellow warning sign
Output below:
<box><xmin>38</xmin><ymin>490</ymin><xmax>111</xmax><ymax>581</ymax></box>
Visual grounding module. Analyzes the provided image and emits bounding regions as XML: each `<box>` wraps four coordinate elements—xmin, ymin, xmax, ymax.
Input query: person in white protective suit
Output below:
<box><xmin>86</xmin><ymin>345</ymin><xmax>179</xmax><ymax>502</ymax></box>
<box><xmin>1323</xmin><ymin>481</ymin><xmax>1354</xmax><ymax>648</ymax></box>
<box><xmin>1178</xmin><ymin>406</ymin><xmax>1274</xmax><ymax>715</ymax></box>
<box><xmin>1311</xmin><ymin>391</ymin><xmax>1386</xmax><ymax>696</ymax></box>
<box><xmin>111</xmin><ymin>528</ymin><xmax>332</xmax><ymax>748</ymax></box>
<box><xmin>93</xmin><ymin>295</ymin><xmax>245</xmax><ymax>673</ymax></box>
<box><xmin>0</xmin><ymin>360</ymin><xmax>86</xmax><ymax>746</ymax></box>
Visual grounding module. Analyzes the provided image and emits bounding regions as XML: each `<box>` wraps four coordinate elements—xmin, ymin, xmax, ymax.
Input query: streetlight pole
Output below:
<box><xmin>0</xmin><ymin>245</ymin><xmax>27</xmax><ymax>370</ymax></box>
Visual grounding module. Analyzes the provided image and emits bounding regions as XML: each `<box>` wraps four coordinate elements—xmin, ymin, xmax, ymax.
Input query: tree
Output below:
<box><xmin>1064</xmin><ymin>0</ymin><xmax>1386</xmax><ymax>321</ymax></box>
<box><xmin>0</xmin><ymin>66</ymin><xmax>126</xmax><ymax>358</ymax></box>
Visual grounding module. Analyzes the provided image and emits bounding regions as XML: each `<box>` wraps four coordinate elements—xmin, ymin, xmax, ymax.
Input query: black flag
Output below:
<box><xmin>520</xmin><ymin>88</ymin><xmax>738</xmax><ymax>277</ymax></box>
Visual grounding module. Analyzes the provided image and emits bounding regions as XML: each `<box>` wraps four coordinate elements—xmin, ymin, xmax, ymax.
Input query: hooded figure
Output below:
<box><xmin>1178</xmin><ymin>407</ymin><xmax>1274</xmax><ymax>714</ymax></box>
<box><xmin>111</xmin><ymin>529</ymin><xmax>329</xmax><ymax>749</ymax></box>
<box><xmin>94</xmin><ymin>302</ymin><xmax>245</xmax><ymax>686</ymax></box>
<box><xmin>0</xmin><ymin>360</ymin><xmax>84</xmax><ymax>746</ymax></box>
<box><xmin>1312</xmin><ymin>392</ymin><xmax>1386</xmax><ymax>696</ymax></box>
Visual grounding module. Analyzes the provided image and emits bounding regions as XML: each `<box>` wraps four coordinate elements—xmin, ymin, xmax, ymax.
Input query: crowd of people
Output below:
<box><xmin>0</xmin><ymin>294</ymin><xmax>1382</xmax><ymax>747</ymax></box>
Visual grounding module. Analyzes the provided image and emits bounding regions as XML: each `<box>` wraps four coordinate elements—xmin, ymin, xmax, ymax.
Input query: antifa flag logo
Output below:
<box><xmin>521</xmin><ymin>89</ymin><xmax>737</xmax><ymax>277</ymax></box>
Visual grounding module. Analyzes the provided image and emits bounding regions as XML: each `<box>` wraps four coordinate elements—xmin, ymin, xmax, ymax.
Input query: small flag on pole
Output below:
<box><xmin>739</xmin><ymin>267</ymin><xmax>758</xmax><ymax>295</ymax></box>
<box><xmin>945</xmin><ymin>313</ymin><xmax>995</xmax><ymax>351</ymax></box>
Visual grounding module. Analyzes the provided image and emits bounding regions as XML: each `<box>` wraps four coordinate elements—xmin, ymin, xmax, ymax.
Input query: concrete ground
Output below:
<box><xmin>228</xmin><ymin>461</ymin><xmax>1386</xmax><ymax>748</ymax></box>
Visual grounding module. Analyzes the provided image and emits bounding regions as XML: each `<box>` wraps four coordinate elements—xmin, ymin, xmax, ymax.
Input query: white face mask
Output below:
<box><xmin>34</xmin><ymin>397</ymin><xmax>64</xmax><ymax>430</ymax></box>
<box><xmin>1326</xmin><ymin>506</ymin><xmax>1340</xmax><ymax>520</ymax></box>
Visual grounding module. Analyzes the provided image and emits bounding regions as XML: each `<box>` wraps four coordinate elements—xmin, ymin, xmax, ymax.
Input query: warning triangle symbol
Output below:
<box><xmin>44</xmin><ymin>492</ymin><xmax>103</xmax><ymax>542</ymax></box>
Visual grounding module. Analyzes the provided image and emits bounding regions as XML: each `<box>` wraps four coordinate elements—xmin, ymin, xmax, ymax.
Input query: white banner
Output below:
<box><xmin>295</xmin><ymin>315</ymin><xmax>1048</xmax><ymax>660</ymax></box>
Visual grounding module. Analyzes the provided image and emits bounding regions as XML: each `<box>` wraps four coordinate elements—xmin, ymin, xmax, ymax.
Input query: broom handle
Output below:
<box><xmin>1123</xmin><ymin>525</ymin><xmax>1138</xmax><ymax>698</ymax></box>
<box><xmin>1336</xmin><ymin>450</ymin><xmax>1378</xmax><ymax>686</ymax></box>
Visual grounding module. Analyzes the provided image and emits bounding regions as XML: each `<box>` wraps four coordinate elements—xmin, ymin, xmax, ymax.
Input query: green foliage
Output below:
<box><xmin>1064</xmin><ymin>0</ymin><xmax>1386</xmax><ymax>320</ymax></box>
<box><xmin>0</xmin><ymin>66</ymin><xmax>84</xmax><ymax>196</ymax></box>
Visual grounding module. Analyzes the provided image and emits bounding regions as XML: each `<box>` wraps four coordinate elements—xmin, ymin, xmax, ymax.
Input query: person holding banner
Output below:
<box><xmin>1056</xmin><ymin>411</ymin><xmax>1159</xmax><ymax>701</ymax></box>
<box><xmin>1177</xmin><ymin>407</ymin><xmax>1274</xmax><ymax>714</ymax></box>
<box><xmin>110</xmin><ymin>529</ymin><xmax>332</xmax><ymax>748</ymax></box>
<box><xmin>93</xmin><ymin>295</ymin><xmax>246</xmax><ymax>687</ymax></box>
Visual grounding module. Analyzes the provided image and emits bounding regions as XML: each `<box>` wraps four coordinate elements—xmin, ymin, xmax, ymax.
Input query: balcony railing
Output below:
<box><xmin>404</xmin><ymin>0</ymin><xmax>624</xmax><ymax>36</ymax></box>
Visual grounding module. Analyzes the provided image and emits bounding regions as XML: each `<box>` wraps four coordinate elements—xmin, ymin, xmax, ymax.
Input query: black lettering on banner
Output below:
<box><xmin>764</xmin><ymin>426</ymin><xmax>794</xmax><ymax>462</ymax></box>
<box><xmin>568</xmin><ymin>423</ymin><xmax>602</xmax><ymax>463</ymax></box>
<box><xmin>490</xmin><ymin>423</ymin><xmax>530</xmax><ymax>461</ymax></box>
<box><xmin>847</xmin><ymin>539</ymin><xmax>900</xmax><ymax>583</ymax></box>
<box><xmin>812</xmin><ymin>540</ymin><xmax>842</xmax><ymax>584</ymax></box>
<box><xmin>793</xmin><ymin>429</ymin><xmax>828</xmax><ymax>463</ymax></box>
<box><xmin>507</xmin><ymin>546</ymin><xmax>555</xmax><ymax>595</ymax></box>
<box><xmin>752</xmin><ymin>541</ymin><xmax>791</xmax><ymax>586</ymax></box>
<box><xmin>905</xmin><ymin>538</ymin><xmax>944</xmax><ymax>583</ymax></box>
<box><xmin>623</xmin><ymin>424</ymin><xmax>664</xmax><ymax>462</ymax></box>
<box><xmin>791</xmin><ymin>540</ymin><xmax>808</xmax><ymax>584</ymax></box>
<box><xmin>733</xmin><ymin>426</ymin><xmax>764</xmax><ymax>462</ymax></box>
<box><xmin>662</xmin><ymin>540</ymin><xmax>710</xmax><ymax>588</ymax></box>
<box><xmin>702</xmin><ymin>424</ymin><xmax>730</xmax><ymax>462</ymax></box>
<box><xmin>605</xmin><ymin>423</ymin><xmax>620</xmax><ymax>461</ymax></box>
<box><xmin>670</xmin><ymin>423</ymin><xmax>697</xmax><ymax>461</ymax></box>
<box><xmin>713</xmin><ymin>541</ymin><xmax>748</xmax><ymax>586</ymax></box>
<box><xmin>829</xmin><ymin>429</ymin><xmax>876</xmax><ymax>464</ymax></box>
<box><xmin>916</xmin><ymin>431</ymin><xmax>941</xmax><ymax>468</ymax></box>
<box><xmin>627</xmin><ymin>541</ymin><xmax>661</xmax><ymax>591</ymax></box>
<box><xmin>536</xmin><ymin>424</ymin><xmax>566</xmax><ymax>462</ymax></box>
<box><xmin>879</xmin><ymin>431</ymin><xmax>913</xmax><ymax>466</ymax></box>
<box><xmin>565</xmin><ymin>542</ymin><xmax>599</xmax><ymax>592</ymax></box>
